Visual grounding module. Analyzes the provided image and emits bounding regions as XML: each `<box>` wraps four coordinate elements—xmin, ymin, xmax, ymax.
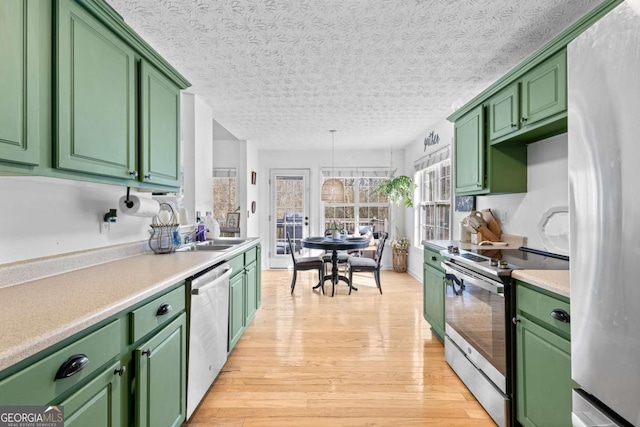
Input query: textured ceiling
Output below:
<box><xmin>106</xmin><ymin>0</ymin><xmax>602</xmax><ymax>150</ymax></box>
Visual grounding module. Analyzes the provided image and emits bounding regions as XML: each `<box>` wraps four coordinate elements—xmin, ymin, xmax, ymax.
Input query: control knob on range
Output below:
<box><xmin>490</xmin><ymin>258</ymin><xmax>499</xmax><ymax>267</ymax></box>
<box><xmin>451</xmin><ymin>246</ymin><xmax>460</xmax><ymax>254</ymax></box>
<box><xmin>499</xmin><ymin>260</ymin><xmax>509</xmax><ymax>269</ymax></box>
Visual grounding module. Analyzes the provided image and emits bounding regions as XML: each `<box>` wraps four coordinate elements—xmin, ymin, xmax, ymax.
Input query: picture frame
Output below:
<box><xmin>251</xmin><ymin>171</ymin><xmax>257</xmax><ymax>185</ymax></box>
<box><xmin>226</xmin><ymin>212</ymin><xmax>240</xmax><ymax>229</ymax></box>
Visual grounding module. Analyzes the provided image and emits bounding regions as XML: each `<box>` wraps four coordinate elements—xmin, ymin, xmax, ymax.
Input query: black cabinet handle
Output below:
<box><xmin>55</xmin><ymin>354</ymin><xmax>89</xmax><ymax>380</ymax></box>
<box><xmin>142</xmin><ymin>349</ymin><xmax>152</xmax><ymax>357</ymax></box>
<box><xmin>114</xmin><ymin>366</ymin><xmax>126</xmax><ymax>376</ymax></box>
<box><xmin>156</xmin><ymin>303</ymin><xmax>172</xmax><ymax>316</ymax></box>
<box><xmin>512</xmin><ymin>317</ymin><xmax>520</xmax><ymax>325</ymax></box>
<box><xmin>550</xmin><ymin>309</ymin><xmax>570</xmax><ymax>323</ymax></box>
<box><xmin>511</xmin><ymin>123</ymin><xmax>517</xmax><ymax>128</ymax></box>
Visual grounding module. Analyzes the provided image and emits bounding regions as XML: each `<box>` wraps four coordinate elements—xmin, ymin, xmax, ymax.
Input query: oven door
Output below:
<box><xmin>442</xmin><ymin>260</ymin><xmax>507</xmax><ymax>393</ymax></box>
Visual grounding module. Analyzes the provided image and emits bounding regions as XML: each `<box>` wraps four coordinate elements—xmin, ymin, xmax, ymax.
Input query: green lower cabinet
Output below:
<box><xmin>423</xmin><ymin>263</ymin><xmax>445</xmax><ymax>341</ymax></box>
<box><xmin>245</xmin><ymin>261</ymin><xmax>258</xmax><ymax>323</ymax></box>
<box><xmin>228</xmin><ymin>272</ymin><xmax>245</xmax><ymax>351</ymax></box>
<box><xmin>59</xmin><ymin>361</ymin><xmax>124</xmax><ymax>427</ymax></box>
<box><xmin>516</xmin><ymin>283</ymin><xmax>573</xmax><ymax>427</ymax></box>
<box><xmin>135</xmin><ymin>313</ymin><xmax>187</xmax><ymax>427</ymax></box>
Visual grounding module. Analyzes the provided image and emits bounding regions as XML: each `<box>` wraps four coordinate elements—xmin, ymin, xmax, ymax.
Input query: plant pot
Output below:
<box><xmin>392</xmin><ymin>249</ymin><xmax>407</xmax><ymax>272</ymax></box>
<box><xmin>331</xmin><ymin>230</ymin><xmax>341</xmax><ymax>240</ymax></box>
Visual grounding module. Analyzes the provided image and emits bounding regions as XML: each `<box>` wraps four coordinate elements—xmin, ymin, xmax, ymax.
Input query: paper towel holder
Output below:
<box><xmin>123</xmin><ymin>187</ymin><xmax>134</xmax><ymax>209</ymax></box>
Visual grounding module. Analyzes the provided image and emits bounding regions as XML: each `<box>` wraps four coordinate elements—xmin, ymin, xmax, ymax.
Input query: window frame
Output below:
<box><xmin>414</xmin><ymin>150</ymin><xmax>452</xmax><ymax>246</ymax></box>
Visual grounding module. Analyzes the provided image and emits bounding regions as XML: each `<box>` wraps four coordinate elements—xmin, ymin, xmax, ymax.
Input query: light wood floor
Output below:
<box><xmin>185</xmin><ymin>269</ymin><xmax>496</xmax><ymax>427</ymax></box>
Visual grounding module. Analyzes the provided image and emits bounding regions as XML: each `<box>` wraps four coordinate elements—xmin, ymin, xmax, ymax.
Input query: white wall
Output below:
<box><xmin>476</xmin><ymin>133</ymin><xmax>569</xmax><ymax>251</ymax></box>
<box><xmin>402</xmin><ymin>118</ymin><xmax>455</xmax><ymax>279</ymax></box>
<box><xmin>0</xmin><ymin>176</ymin><xmax>152</xmax><ymax>264</ymax></box>
<box><xmin>181</xmin><ymin>93</ymin><xmax>214</xmax><ymax>222</ymax></box>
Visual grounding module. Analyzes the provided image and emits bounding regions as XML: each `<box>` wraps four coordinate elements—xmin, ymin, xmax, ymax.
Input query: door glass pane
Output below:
<box><xmin>274</xmin><ymin>176</ymin><xmax>304</xmax><ymax>255</ymax></box>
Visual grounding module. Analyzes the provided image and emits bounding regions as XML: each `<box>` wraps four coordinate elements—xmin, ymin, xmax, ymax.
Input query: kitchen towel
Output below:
<box><xmin>118</xmin><ymin>195</ymin><xmax>160</xmax><ymax>217</ymax></box>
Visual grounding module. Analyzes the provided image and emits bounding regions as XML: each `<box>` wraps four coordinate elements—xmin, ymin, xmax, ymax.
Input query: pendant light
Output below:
<box><xmin>321</xmin><ymin>130</ymin><xmax>345</xmax><ymax>202</ymax></box>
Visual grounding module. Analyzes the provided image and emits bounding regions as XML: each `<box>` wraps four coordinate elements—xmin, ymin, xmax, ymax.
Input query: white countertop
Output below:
<box><xmin>512</xmin><ymin>270</ymin><xmax>570</xmax><ymax>298</ymax></box>
<box><xmin>0</xmin><ymin>239</ymin><xmax>259</xmax><ymax>371</ymax></box>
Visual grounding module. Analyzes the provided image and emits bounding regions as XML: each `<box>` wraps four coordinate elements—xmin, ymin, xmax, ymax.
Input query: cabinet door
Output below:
<box><xmin>454</xmin><ymin>105</ymin><xmax>485</xmax><ymax>194</ymax></box>
<box><xmin>228</xmin><ymin>272</ymin><xmax>245</xmax><ymax>352</ymax></box>
<box><xmin>135</xmin><ymin>314</ymin><xmax>187</xmax><ymax>427</ymax></box>
<box><xmin>520</xmin><ymin>49</ymin><xmax>567</xmax><ymax>127</ymax></box>
<box><xmin>516</xmin><ymin>316</ymin><xmax>573</xmax><ymax>427</ymax></box>
<box><xmin>488</xmin><ymin>82</ymin><xmax>519</xmax><ymax>141</ymax></box>
<box><xmin>0</xmin><ymin>0</ymin><xmax>39</xmax><ymax>165</ymax></box>
<box><xmin>55</xmin><ymin>0</ymin><xmax>136</xmax><ymax>179</ymax></box>
<box><xmin>245</xmin><ymin>261</ymin><xmax>258</xmax><ymax>324</ymax></box>
<box><xmin>59</xmin><ymin>361</ymin><xmax>124</xmax><ymax>427</ymax></box>
<box><xmin>423</xmin><ymin>263</ymin><xmax>445</xmax><ymax>340</ymax></box>
<box><xmin>139</xmin><ymin>61</ymin><xmax>180</xmax><ymax>187</ymax></box>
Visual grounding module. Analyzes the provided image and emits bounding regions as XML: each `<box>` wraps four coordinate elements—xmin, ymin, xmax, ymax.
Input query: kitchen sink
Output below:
<box><xmin>176</xmin><ymin>243</ymin><xmax>234</xmax><ymax>252</ymax></box>
<box><xmin>206</xmin><ymin>239</ymin><xmax>248</xmax><ymax>245</ymax></box>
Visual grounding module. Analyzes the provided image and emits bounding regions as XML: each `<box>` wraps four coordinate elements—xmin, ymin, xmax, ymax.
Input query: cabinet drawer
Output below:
<box><xmin>0</xmin><ymin>319</ymin><xmax>122</xmax><ymax>405</ymax></box>
<box><xmin>244</xmin><ymin>246</ymin><xmax>258</xmax><ymax>265</ymax></box>
<box><xmin>228</xmin><ymin>253</ymin><xmax>245</xmax><ymax>276</ymax></box>
<box><xmin>424</xmin><ymin>247</ymin><xmax>444</xmax><ymax>271</ymax></box>
<box><xmin>517</xmin><ymin>282</ymin><xmax>570</xmax><ymax>336</ymax></box>
<box><xmin>130</xmin><ymin>285</ymin><xmax>185</xmax><ymax>343</ymax></box>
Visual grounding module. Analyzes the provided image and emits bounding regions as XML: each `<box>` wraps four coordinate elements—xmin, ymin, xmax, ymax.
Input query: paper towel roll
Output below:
<box><xmin>118</xmin><ymin>195</ymin><xmax>160</xmax><ymax>217</ymax></box>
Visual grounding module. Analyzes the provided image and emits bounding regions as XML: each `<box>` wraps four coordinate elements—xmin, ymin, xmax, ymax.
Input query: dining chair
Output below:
<box><xmin>287</xmin><ymin>232</ymin><xmax>325</xmax><ymax>294</ymax></box>
<box><xmin>347</xmin><ymin>232</ymin><xmax>388</xmax><ymax>294</ymax></box>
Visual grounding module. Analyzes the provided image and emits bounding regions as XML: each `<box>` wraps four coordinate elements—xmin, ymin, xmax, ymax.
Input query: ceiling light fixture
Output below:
<box><xmin>321</xmin><ymin>130</ymin><xmax>344</xmax><ymax>202</ymax></box>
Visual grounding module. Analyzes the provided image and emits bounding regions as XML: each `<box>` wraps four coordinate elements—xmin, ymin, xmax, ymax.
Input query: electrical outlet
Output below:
<box><xmin>100</xmin><ymin>222</ymin><xmax>110</xmax><ymax>234</ymax></box>
<box><xmin>500</xmin><ymin>211</ymin><xmax>508</xmax><ymax>224</ymax></box>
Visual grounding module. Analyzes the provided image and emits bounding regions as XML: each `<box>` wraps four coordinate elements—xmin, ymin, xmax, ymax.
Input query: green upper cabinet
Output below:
<box><xmin>453</xmin><ymin>103</ymin><xmax>527</xmax><ymax>196</ymax></box>
<box><xmin>520</xmin><ymin>49</ymin><xmax>567</xmax><ymax>127</ymax></box>
<box><xmin>488</xmin><ymin>82</ymin><xmax>519</xmax><ymax>141</ymax></box>
<box><xmin>0</xmin><ymin>0</ymin><xmax>40</xmax><ymax>166</ymax></box>
<box><xmin>55</xmin><ymin>0</ymin><xmax>137</xmax><ymax>179</ymax></box>
<box><xmin>487</xmin><ymin>49</ymin><xmax>567</xmax><ymax>145</ymax></box>
<box><xmin>454</xmin><ymin>105</ymin><xmax>484</xmax><ymax>194</ymax></box>
<box><xmin>139</xmin><ymin>61</ymin><xmax>180</xmax><ymax>187</ymax></box>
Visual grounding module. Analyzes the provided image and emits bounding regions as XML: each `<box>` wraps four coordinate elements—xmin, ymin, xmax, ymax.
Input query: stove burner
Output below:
<box><xmin>460</xmin><ymin>253</ymin><xmax>487</xmax><ymax>263</ymax></box>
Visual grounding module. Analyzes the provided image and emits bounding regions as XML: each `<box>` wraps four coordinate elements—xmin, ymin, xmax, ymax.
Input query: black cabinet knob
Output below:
<box><xmin>550</xmin><ymin>309</ymin><xmax>570</xmax><ymax>323</ymax></box>
<box><xmin>156</xmin><ymin>303</ymin><xmax>172</xmax><ymax>316</ymax></box>
<box><xmin>512</xmin><ymin>317</ymin><xmax>520</xmax><ymax>325</ymax></box>
<box><xmin>431</xmin><ymin>256</ymin><xmax>437</xmax><ymax>261</ymax></box>
<box><xmin>55</xmin><ymin>354</ymin><xmax>89</xmax><ymax>380</ymax></box>
<box><xmin>142</xmin><ymin>349</ymin><xmax>152</xmax><ymax>357</ymax></box>
<box><xmin>114</xmin><ymin>366</ymin><xmax>126</xmax><ymax>376</ymax></box>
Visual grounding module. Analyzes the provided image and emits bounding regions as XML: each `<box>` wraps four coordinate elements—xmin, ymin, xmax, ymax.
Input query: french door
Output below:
<box><xmin>269</xmin><ymin>169</ymin><xmax>310</xmax><ymax>268</ymax></box>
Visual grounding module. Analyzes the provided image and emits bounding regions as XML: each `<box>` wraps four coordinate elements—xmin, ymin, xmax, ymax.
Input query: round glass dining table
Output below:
<box><xmin>301</xmin><ymin>236</ymin><xmax>370</xmax><ymax>296</ymax></box>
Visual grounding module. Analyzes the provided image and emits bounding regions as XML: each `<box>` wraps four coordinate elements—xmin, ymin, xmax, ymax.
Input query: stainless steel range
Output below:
<box><xmin>440</xmin><ymin>245</ymin><xmax>569</xmax><ymax>427</ymax></box>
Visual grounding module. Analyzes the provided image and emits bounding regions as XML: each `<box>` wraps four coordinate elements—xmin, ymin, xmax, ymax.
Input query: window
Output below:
<box><xmin>415</xmin><ymin>148</ymin><xmax>451</xmax><ymax>243</ymax></box>
<box><xmin>322</xmin><ymin>170</ymin><xmax>390</xmax><ymax>235</ymax></box>
<box><xmin>212</xmin><ymin>168</ymin><xmax>236</xmax><ymax>225</ymax></box>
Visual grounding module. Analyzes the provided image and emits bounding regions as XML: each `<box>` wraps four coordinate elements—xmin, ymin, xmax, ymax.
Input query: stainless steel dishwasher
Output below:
<box><xmin>186</xmin><ymin>261</ymin><xmax>232</xmax><ymax>419</ymax></box>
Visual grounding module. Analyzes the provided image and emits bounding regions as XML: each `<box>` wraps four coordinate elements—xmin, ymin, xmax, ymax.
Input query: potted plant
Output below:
<box><xmin>390</xmin><ymin>236</ymin><xmax>410</xmax><ymax>272</ymax></box>
<box><xmin>375</xmin><ymin>173</ymin><xmax>416</xmax><ymax>207</ymax></box>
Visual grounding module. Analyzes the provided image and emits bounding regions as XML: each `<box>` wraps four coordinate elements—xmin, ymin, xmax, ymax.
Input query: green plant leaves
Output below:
<box><xmin>375</xmin><ymin>174</ymin><xmax>416</xmax><ymax>207</ymax></box>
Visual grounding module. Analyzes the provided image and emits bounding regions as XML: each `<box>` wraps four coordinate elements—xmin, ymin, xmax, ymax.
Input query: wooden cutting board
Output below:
<box><xmin>481</xmin><ymin>209</ymin><xmax>502</xmax><ymax>239</ymax></box>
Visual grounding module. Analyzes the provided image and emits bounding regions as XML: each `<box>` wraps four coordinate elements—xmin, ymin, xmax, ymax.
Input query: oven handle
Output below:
<box><xmin>441</xmin><ymin>261</ymin><xmax>504</xmax><ymax>296</ymax></box>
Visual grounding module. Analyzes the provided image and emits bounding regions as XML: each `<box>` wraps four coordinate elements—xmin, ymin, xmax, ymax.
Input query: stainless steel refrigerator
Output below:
<box><xmin>569</xmin><ymin>1</ymin><xmax>640</xmax><ymax>425</ymax></box>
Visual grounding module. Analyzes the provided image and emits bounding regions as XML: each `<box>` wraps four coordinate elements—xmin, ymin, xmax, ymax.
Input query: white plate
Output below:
<box><xmin>538</xmin><ymin>206</ymin><xmax>569</xmax><ymax>256</ymax></box>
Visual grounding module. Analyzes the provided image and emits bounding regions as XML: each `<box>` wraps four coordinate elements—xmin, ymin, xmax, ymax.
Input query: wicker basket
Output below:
<box><xmin>392</xmin><ymin>249</ymin><xmax>407</xmax><ymax>272</ymax></box>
